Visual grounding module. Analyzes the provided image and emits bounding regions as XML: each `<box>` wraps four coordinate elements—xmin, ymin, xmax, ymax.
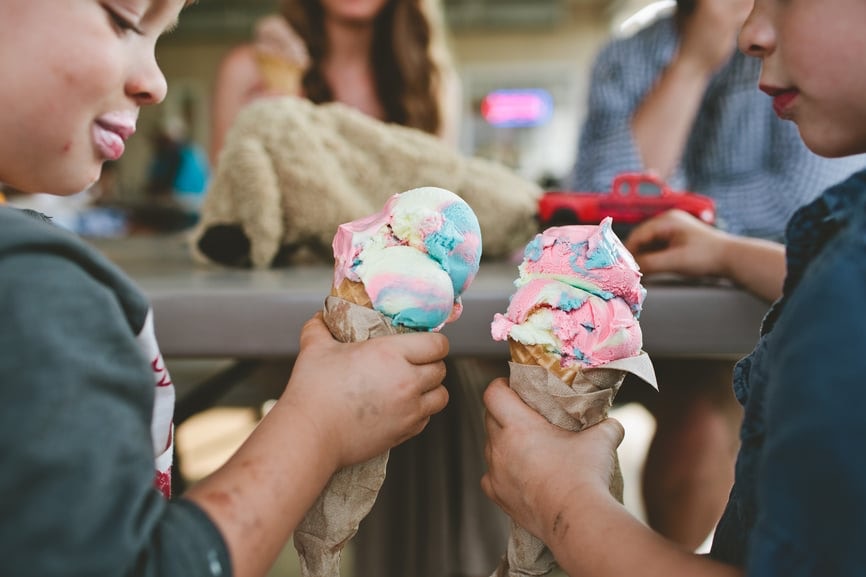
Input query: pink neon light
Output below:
<box><xmin>481</xmin><ymin>89</ymin><xmax>552</xmax><ymax>126</ymax></box>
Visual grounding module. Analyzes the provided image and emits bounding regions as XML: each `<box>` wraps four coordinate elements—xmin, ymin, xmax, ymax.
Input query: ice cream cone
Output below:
<box><xmin>506</xmin><ymin>338</ymin><xmax>625</xmax><ymax>497</ymax></box>
<box><xmin>491</xmin><ymin>339</ymin><xmax>628</xmax><ymax>577</ymax></box>
<box><xmin>295</xmin><ymin>280</ymin><xmax>412</xmax><ymax>577</ymax></box>
<box><xmin>296</xmin><ymin>187</ymin><xmax>482</xmax><ymax>577</ymax></box>
<box><xmin>508</xmin><ymin>340</ymin><xmax>583</xmax><ymax>385</ymax></box>
<box><xmin>331</xmin><ymin>278</ymin><xmax>373</xmax><ymax>308</ymax></box>
<box><xmin>256</xmin><ymin>51</ymin><xmax>303</xmax><ymax>94</ymax></box>
<box><xmin>324</xmin><ymin>278</ymin><xmax>413</xmax><ymax>342</ymax></box>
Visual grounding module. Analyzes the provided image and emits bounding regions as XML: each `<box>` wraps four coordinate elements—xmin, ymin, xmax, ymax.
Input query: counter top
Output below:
<box><xmin>93</xmin><ymin>235</ymin><xmax>769</xmax><ymax>360</ymax></box>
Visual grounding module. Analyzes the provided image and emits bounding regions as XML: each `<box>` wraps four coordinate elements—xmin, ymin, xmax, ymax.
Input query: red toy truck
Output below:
<box><xmin>537</xmin><ymin>172</ymin><xmax>716</xmax><ymax>233</ymax></box>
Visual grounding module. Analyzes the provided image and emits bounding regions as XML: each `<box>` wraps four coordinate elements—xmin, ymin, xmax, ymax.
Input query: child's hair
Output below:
<box><xmin>674</xmin><ymin>0</ymin><xmax>697</xmax><ymax>29</ymax></box>
<box><xmin>676</xmin><ymin>0</ymin><xmax>696</xmax><ymax>17</ymax></box>
<box><xmin>279</xmin><ymin>0</ymin><xmax>452</xmax><ymax>136</ymax></box>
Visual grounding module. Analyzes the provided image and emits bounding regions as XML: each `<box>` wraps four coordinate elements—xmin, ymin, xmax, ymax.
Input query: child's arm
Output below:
<box><xmin>209</xmin><ymin>16</ymin><xmax>308</xmax><ymax>166</ymax></box>
<box><xmin>184</xmin><ymin>313</ymin><xmax>449</xmax><ymax>577</ymax></box>
<box><xmin>626</xmin><ymin>209</ymin><xmax>786</xmax><ymax>302</ymax></box>
<box><xmin>631</xmin><ymin>0</ymin><xmax>751</xmax><ymax>180</ymax></box>
<box><xmin>481</xmin><ymin>379</ymin><xmax>743</xmax><ymax>577</ymax></box>
<box><xmin>209</xmin><ymin>44</ymin><xmax>266</xmax><ymax>166</ymax></box>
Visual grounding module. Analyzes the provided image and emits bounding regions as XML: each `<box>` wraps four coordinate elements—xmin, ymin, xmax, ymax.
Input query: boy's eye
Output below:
<box><xmin>106</xmin><ymin>7</ymin><xmax>143</xmax><ymax>34</ymax></box>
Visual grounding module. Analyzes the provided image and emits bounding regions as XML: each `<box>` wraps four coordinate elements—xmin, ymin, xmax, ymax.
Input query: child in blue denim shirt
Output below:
<box><xmin>482</xmin><ymin>0</ymin><xmax>866</xmax><ymax>574</ymax></box>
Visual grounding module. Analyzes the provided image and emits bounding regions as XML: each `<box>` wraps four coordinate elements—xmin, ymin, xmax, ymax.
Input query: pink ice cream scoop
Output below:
<box><xmin>519</xmin><ymin>217</ymin><xmax>644</xmax><ymax>315</ymax></box>
<box><xmin>491</xmin><ymin>278</ymin><xmax>642</xmax><ymax>367</ymax></box>
<box><xmin>491</xmin><ymin>218</ymin><xmax>644</xmax><ymax>368</ymax></box>
<box><xmin>332</xmin><ymin>186</ymin><xmax>483</xmax><ymax>331</ymax></box>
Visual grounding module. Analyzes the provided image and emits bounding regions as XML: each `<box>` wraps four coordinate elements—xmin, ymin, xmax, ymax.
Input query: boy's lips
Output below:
<box><xmin>761</xmin><ymin>85</ymin><xmax>799</xmax><ymax>118</ymax></box>
<box><xmin>93</xmin><ymin>116</ymin><xmax>137</xmax><ymax>161</ymax></box>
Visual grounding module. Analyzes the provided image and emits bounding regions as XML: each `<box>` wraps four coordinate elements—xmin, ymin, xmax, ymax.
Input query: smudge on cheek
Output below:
<box><xmin>552</xmin><ymin>510</ymin><xmax>570</xmax><ymax>538</ymax></box>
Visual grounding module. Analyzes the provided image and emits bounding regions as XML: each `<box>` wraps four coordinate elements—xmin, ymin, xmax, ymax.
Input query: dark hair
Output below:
<box><xmin>676</xmin><ymin>0</ymin><xmax>697</xmax><ymax>17</ymax></box>
<box><xmin>280</xmin><ymin>0</ymin><xmax>447</xmax><ymax>135</ymax></box>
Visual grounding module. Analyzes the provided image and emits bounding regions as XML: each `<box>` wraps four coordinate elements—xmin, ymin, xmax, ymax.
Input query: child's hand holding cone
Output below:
<box><xmin>293</xmin><ymin>186</ymin><xmax>482</xmax><ymax>577</ymax></box>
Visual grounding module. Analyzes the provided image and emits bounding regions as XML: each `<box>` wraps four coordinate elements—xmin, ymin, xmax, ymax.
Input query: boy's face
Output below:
<box><xmin>740</xmin><ymin>0</ymin><xmax>866</xmax><ymax>158</ymax></box>
<box><xmin>0</xmin><ymin>0</ymin><xmax>185</xmax><ymax>195</ymax></box>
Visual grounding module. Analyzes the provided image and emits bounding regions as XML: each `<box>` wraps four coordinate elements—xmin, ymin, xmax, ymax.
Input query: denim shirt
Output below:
<box><xmin>710</xmin><ymin>169</ymin><xmax>866</xmax><ymax>575</ymax></box>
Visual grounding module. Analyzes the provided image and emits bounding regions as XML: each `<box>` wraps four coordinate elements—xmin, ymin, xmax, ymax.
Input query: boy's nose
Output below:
<box><xmin>738</xmin><ymin>2</ymin><xmax>773</xmax><ymax>58</ymax></box>
<box><xmin>127</xmin><ymin>52</ymin><xmax>168</xmax><ymax>105</ymax></box>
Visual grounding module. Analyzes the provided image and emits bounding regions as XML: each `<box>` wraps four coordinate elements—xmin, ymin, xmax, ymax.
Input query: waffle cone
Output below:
<box><xmin>506</xmin><ymin>338</ymin><xmax>627</xmax><ymax>430</ymax></box>
<box><xmin>256</xmin><ymin>51</ymin><xmax>303</xmax><ymax>93</ymax></box>
<box><xmin>331</xmin><ymin>278</ymin><xmax>373</xmax><ymax>309</ymax></box>
<box><xmin>326</xmin><ymin>278</ymin><xmax>413</xmax><ymax>340</ymax></box>
<box><xmin>508</xmin><ymin>340</ymin><xmax>584</xmax><ymax>385</ymax></box>
<box><xmin>495</xmin><ymin>339</ymin><xmax>628</xmax><ymax>577</ymax></box>
<box><xmin>295</xmin><ymin>277</ymin><xmax>398</xmax><ymax>577</ymax></box>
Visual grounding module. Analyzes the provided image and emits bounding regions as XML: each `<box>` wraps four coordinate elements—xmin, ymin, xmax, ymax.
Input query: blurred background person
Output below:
<box><xmin>569</xmin><ymin>0</ymin><xmax>864</xmax><ymax>551</ymax></box>
<box><xmin>146</xmin><ymin>115</ymin><xmax>210</xmax><ymax>209</ymax></box>
<box><xmin>209</xmin><ymin>0</ymin><xmax>461</xmax><ymax>166</ymax></box>
<box><xmin>137</xmin><ymin>115</ymin><xmax>210</xmax><ymax>233</ymax></box>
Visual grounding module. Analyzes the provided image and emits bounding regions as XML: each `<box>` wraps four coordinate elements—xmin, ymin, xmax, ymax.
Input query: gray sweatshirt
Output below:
<box><xmin>0</xmin><ymin>206</ymin><xmax>231</xmax><ymax>577</ymax></box>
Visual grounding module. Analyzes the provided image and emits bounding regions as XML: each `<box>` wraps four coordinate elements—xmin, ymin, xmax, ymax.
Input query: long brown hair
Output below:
<box><xmin>279</xmin><ymin>0</ymin><xmax>451</xmax><ymax>135</ymax></box>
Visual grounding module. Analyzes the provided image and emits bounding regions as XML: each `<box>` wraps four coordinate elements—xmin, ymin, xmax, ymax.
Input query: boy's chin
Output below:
<box><xmin>64</xmin><ymin>166</ymin><xmax>102</xmax><ymax>195</ymax></box>
<box><xmin>798</xmin><ymin>125</ymin><xmax>863</xmax><ymax>159</ymax></box>
<box><xmin>43</xmin><ymin>173</ymin><xmax>100</xmax><ymax>196</ymax></box>
<box><xmin>3</xmin><ymin>181</ymin><xmax>85</xmax><ymax>197</ymax></box>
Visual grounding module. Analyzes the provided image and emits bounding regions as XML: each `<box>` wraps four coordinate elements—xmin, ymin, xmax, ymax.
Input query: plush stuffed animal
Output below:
<box><xmin>190</xmin><ymin>97</ymin><xmax>541</xmax><ymax>267</ymax></box>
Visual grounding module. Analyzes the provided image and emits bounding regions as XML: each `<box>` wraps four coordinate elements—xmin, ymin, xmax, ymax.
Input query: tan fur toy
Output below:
<box><xmin>191</xmin><ymin>97</ymin><xmax>541</xmax><ymax>267</ymax></box>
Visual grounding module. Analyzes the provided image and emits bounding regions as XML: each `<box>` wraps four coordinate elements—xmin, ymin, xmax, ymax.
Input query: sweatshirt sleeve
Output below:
<box><xmin>0</xmin><ymin>246</ymin><xmax>231</xmax><ymax>577</ymax></box>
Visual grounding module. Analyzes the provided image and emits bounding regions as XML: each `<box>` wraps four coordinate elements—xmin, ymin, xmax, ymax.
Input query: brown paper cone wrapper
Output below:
<box><xmin>293</xmin><ymin>279</ymin><xmax>408</xmax><ymax>577</ymax></box>
<box><xmin>256</xmin><ymin>51</ymin><xmax>303</xmax><ymax>94</ymax></box>
<box><xmin>491</xmin><ymin>341</ymin><xmax>656</xmax><ymax>577</ymax></box>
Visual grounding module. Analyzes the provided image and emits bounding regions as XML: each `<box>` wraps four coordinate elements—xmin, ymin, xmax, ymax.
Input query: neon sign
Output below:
<box><xmin>480</xmin><ymin>88</ymin><xmax>553</xmax><ymax>128</ymax></box>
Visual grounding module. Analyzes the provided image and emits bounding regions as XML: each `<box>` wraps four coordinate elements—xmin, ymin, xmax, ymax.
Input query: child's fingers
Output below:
<box><xmin>397</xmin><ymin>385</ymin><xmax>449</xmax><ymax>442</ymax></box>
<box><xmin>419</xmin><ymin>381</ymin><xmax>450</xmax><ymax>416</ymax></box>
<box><xmin>483</xmin><ymin>378</ymin><xmax>542</xmax><ymax>428</ymax></box>
<box><xmin>297</xmin><ymin>312</ymin><xmax>331</xmax><ymax>347</ymax></box>
<box><xmin>482</xmin><ymin>378</ymin><xmax>510</xmax><ymax>429</ymax></box>
<box><xmin>416</xmin><ymin>359</ymin><xmax>448</xmax><ymax>394</ymax></box>
<box><xmin>588</xmin><ymin>417</ymin><xmax>626</xmax><ymax>450</ymax></box>
<box><xmin>386</xmin><ymin>331</ymin><xmax>450</xmax><ymax>365</ymax></box>
<box><xmin>633</xmin><ymin>248</ymin><xmax>681</xmax><ymax>276</ymax></box>
<box><xmin>625</xmin><ymin>218</ymin><xmax>670</xmax><ymax>256</ymax></box>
